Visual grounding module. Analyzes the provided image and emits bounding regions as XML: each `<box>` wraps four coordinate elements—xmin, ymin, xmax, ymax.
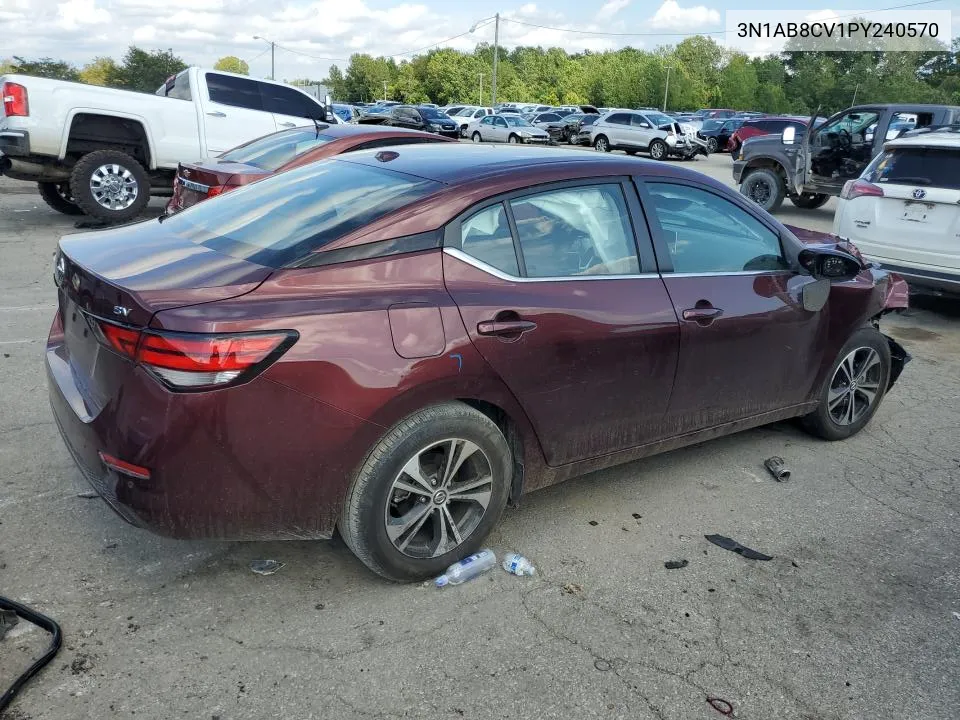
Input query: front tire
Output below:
<box><xmin>593</xmin><ymin>135</ymin><xmax>610</xmax><ymax>152</ymax></box>
<box><xmin>649</xmin><ymin>139</ymin><xmax>668</xmax><ymax>160</ymax></box>
<box><xmin>37</xmin><ymin>182</ymin><xmax>84</xmax><ymax>216</ymax></box>
<box><xmin>707</xmin><ymin>137</ymin><xmax>718</xmax><ymax>153</ymax></box>
<box><xmin>508</xmin><ymin>134</ymin><xmax>519</xmax><ymax>144</ymax></box>
<box><xmin>339</xmin><ymin>402</ymin><xmax>512</xmax><ymax>582</ymax></box>
<box><xmin>70</xmin><ymin>150</ymin><xmax>150</xmax><ymax>223</ymax></box>
<box><xmin>802</xmin><ymin>328</ymin><xmax>891</xmax><ymax>441</ymax></box>
<box><xmin>740</xmin><ymin>168</ymin><xmax>785</xmax><ymax>212</ymax></box>
<box><xmin>471</xmin><ymin>132</ymin><xmax>482</xmax><ymax>143</ymax></box>
<box><xmin>790</xmin><ymin>193</ymin><xmax>831</xmax><ymax>210</ymax></box>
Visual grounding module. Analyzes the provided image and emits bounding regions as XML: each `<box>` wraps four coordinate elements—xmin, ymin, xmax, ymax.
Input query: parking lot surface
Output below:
<box><xmin>1</xmin><ymin>153</ymin><xmax>958</xmax><ymax>720</ymax></box>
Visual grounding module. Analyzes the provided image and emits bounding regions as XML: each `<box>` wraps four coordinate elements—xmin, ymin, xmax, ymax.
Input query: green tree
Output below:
<box><xmin>213</xmin><ymin>56</ymin><xmax>249</xmax><ymax>75</ymax></box>
<box><xmin>343</xmin><ymin>54</ymin><xmax>396</xmax><ymax>102</ymax></box>
<box><xmin>10</xmin><ymin>56</ymin><xmax>79</xmax><ymax>81</ymax></box>
<box><xmin>79</xmin><ymin>57</ymin><xmax>118</xmax><ymax>86</ymax></box>
<box><xmin>719</xmin><ymin>53</ymin><xmax>758</xmax><ymax>109</ymax></box>
<box><xmin>391</xmin><ymin>62</ymin><xmax>429</xmax><ymax>103</ymax></box>
<box><xmin>112</xmin><ymin>47</ymin><xmax>187</xmax><ymax>93</ymax></box>
<box><xmin>322</xmin><ymin>65</ymin><xmax>348</xmax><ymax>100</ymax></box>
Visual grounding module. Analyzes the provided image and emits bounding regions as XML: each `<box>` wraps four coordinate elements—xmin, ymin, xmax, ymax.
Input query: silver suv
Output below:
<box><xmin>587</xmin><ymin>110</ymin><xmax>702</xmax><ymax>160</ymax></box>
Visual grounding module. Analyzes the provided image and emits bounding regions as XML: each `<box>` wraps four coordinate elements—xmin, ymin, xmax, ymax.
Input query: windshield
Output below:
<box><xmin>219</xmin><ymin>128</ymin><xmax>335</xmax><ymax>171</ymax></box>
<box><xmin>164</xmin><ymin>160</ymin><xmax>442</xmax><ymax>267</ymax></box>
<box><xmin>864</xmin><ymin>147</ymin><xmax>960</xmax><ymax>190</ymax></box>
<box><xmin>505</xmin><ymin>116</ymin><xmax>532</xmax><ymax>127</ymax></box>
<box><xmin>646</xmin><ymin>112</ymin><xmax>675</xmax><ymax>127</ymax></box>
<box><xmin>419</xmin><ymin>107</ymin><xmax>447</xmax><ymax>120</ymax></box>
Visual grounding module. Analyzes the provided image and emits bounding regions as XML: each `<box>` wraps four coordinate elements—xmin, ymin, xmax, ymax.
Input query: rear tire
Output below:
<box><xmin>802</xmin><ymin>328</ymin><xmax>891</xmax><ymax>441</ymax></box>
<box><xmin>790</xmin><ymin>193</ymin><xmax>831</xmax><ymax>210</ymax></box>
<box><xmin>70</xmin><ymin>150</ymin><xmax>150</xmax><ymax>224</ymax></box>
<box><xmin>37</xmin><ymin>182</ymin><xmax>84</xmax><ymax>216</ymax></box>
<box><xmin>339</xmin><ymin>402</ymin><xmax>512</xmax><ymax>582</ymax></box>
<box><xmin>740</xmin><ymin>168</ymin><xmax>785</xmax><ymax>212</ymax></box>
<box><xmin>649</xmin><ymin>139</ymin><xmax>668</xmax><ymax>160</ymax></box>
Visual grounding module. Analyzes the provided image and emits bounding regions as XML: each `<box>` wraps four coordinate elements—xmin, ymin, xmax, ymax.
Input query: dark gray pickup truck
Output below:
<box><xmin>733</xmin><ymin>104</ymin><xmax>960</xmax><ymax>212</ymax></box>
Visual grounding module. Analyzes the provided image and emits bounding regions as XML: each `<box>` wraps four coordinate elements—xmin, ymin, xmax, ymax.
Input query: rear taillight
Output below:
<box><xmin>841</xmin><ymin>179</ymin><xmax>884</xmax><ymax>201</ymax></box>
<box><xmin>2</xmin><ymin>82</ymin><xmax>29</xmax><ymax>117</ymax></box>
<box><xmin>94</xmin><ymin>319</ymin><xmax>297</xmax><ymax>390</ymax></box>
<box><xmin>207</xmin><ymin>184</ymin><xmax>239</xmax><ymax>198</ymax></box>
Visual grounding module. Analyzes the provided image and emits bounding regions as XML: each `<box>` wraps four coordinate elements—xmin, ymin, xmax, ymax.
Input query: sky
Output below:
<box><xmin>1</xmin><ymin>0</ymin><xmax>957</xmax><ymax>81</ymax></box>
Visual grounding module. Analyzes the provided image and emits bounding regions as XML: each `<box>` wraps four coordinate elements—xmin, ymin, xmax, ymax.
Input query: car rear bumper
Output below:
<box><xmin>0</xmin><ymin>129</ymin><xmax>30</xmax><ymax>157</ymax></box>
<box><xmin>46</xmin><ymin>317</ymin><xmax>381</xmax><ymax>540</ymax></box>
<box><xmin>867</xmin><ymin>259</ymin><xmax>960</xmax><ymax>296</ymax></box>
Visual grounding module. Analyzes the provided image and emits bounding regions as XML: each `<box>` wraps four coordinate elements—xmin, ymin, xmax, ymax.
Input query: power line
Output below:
<box><xmin>390</xmin><ymin>16</ymin><xmax>496</xmax><ymax>58</ymax></box>
<box><xmin>500</xmin><ymin>0</ymin><xmax>946</xmax><ymax>38</ymax></box>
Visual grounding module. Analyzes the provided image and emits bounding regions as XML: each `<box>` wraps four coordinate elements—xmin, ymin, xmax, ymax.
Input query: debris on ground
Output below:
<box><xmin>0</xmin><ymin>596</ymin><xmax>63</xmax><ymax>714</ymax></box>
<box><xmin>707</xmin><ymin>696</ymin><xmax>734</xmax><ymax>715</ymax></box>
<box><xmin>764</xmin><ymin>456</ymin><xmax>791</xmax><ymax>481</ymax></box>
<box><xmin>561</xmin><ymin>583</ymin><xmax>583</xmax><ymax>596</ymax></box>
<box><xmin>249</xmin><ymin>560</ymin><xmax>285</xmax><ymax>576</ymax></box>
<box><xmin>76</xmin><ymin>490</ymin><xmax>99</xmax><ymax>499</ymax></box>
<box><xmin>502</xmin><ymin>552</ymin><xmax>536</xmax><ymax>577</ymax></box>
<box><xmin>952</xmin><ymin>611</ymin><xmax>960</xmax><ymax>621</ymax></box>
<box><xmin>0</xmin><ymin>608</ymin><xmax>18</xmax><ymax>640</ymax></box>
<box><xmin>705</xmin><ymin>534</ymin><xmax>773</xmax><ymax>561</ymax></box>
<box><xmin>664</xmin><ymin>559</ymin><xmax>689</xmax><ymax>570</ymax></box>
<box><xmin>435</xmin><ymin>549</ymin><xmax>496</xmax><ymax>587</ymax></box>
<box><xmin>588</xmin><ymin>520</ymin><xmax>599</xmax><ymax>526</ymax></box>
<box><xmin>593</xmin><ymin>658</ymin><xmax>612</xmax><ymax>671</ymax></box>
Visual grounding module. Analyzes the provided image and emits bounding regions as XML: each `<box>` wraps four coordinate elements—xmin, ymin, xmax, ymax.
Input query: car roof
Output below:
<box><xmin>332</xmin><ymin>143</ymin><xmax>711</xmax><ymax>185</ymax></box>
<box><xmin>885</xmin><ymin>131</ymin><xmax>960</xmax><ymax>150</ymax></box>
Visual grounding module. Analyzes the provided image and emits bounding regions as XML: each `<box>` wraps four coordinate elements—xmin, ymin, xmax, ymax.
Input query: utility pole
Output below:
<box><xmin>253</xmin><ymin>36</ymin><xmax>276</xmax><ymax>80</ymax></box>
<box><xmin>479</xmin><ymin>72</ymin><xmax>484</xmax><ymax>106</ymax></box>
<box><xmin>492</xmin><ymin>13</ymin><xmax>500</xmax><ymax>106</ymax></box>
<box><xmin>663</xmin><ymin>65</ymin><xmax>671</xmax><ymax>112</ymax></box>
<box><xmin>851</xmin><ymin>83</ymin><xmax>860</xmax><ymax>106</ymax></box>
<box><xmin>383</xmin><ymin>81</ymin><xmax>388</xmax><ymax>102</ymax></box>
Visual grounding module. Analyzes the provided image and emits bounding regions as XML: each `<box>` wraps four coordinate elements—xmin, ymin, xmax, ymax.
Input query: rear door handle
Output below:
<box><xmin>477</xmin><ymin>319</ymin><xmax>537</xmax><ymax>337</ymax></box>
<box><xmin>206</xmin><ymin>111</ymin><xmax>226</xmax><ymax>118</ymax></box>
<box><xmin>279</xmin><ymin>121</ymin><xmax>296</xmax><ymax>128</ymax></box>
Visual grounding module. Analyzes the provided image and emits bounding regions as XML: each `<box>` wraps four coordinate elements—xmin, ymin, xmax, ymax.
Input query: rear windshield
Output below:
<box><xmin>220</xmin><ymin>128</ymin><xmax>335</xmax><ymax>171</ymax></box>
<box><xmin>163</xmin><ymin>160</ymin><xmax>442</xmax><ymax>267</ymax></box>
<box><xmin>864</xmin><ymin>147</ymin><xmax>960</xmax><ymax>190</ymax></box>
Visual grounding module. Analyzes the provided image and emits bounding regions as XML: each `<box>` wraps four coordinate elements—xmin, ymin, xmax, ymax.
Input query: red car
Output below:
<box><xmin>47</xmin><ymin>145</ymin><xmax>909</xmax><ymax>581</ymax></box>
<box><xmin>727</xmin><ymin>117</ymin><xmax>811</xmax><ymax>155</ymax></box>
<box><xmin>165</xmin><ymin>124</ymin><xmax>454</xmax><ymax>214</ymax></box>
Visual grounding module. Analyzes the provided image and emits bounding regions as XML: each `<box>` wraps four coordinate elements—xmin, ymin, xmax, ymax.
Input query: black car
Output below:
<box><xmin>566</xmin><ymin>113</ymin><xmax>600</xmax><ymax>145</ymax></box>
<box><xmin>697</xmin><ymin>118</ymin><xmax>744</xmax><ymax>153</ymax></box>
<box><xmin>384</xmin><ymin>105</ymin><xmax>461</xmax><ymax>138</ymax></box>
<box><xmin>529</xmin><ymin>112</ymin><xmax>568</xmax><ymax>142</ymax></box>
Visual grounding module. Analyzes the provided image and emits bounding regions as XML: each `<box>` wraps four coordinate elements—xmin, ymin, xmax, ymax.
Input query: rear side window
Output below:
<box><xmin>864</xmin><ymin>147</ymin><xmax>960</xmax><ymax>190</ymax></box>
<box><xmin>460</xmin><ymin>204</ymin><xmax>520</xmax><ymax>276</ymax></box>
<box><xmin>647</xmin><ymin>183</ymin><xmax>787</xmax><ymax>274</ymax></box>
<box><xmin>606</xmin><ymin>113</ymin><xmax>630</xmax><ymax>125</ymax></box>
<box><xmin>206</xmin><ymin>73</ymin><xmax>263</xmax><ymax>111</ymax></box>
<box><xmin>164</xmin><ymin>160</ymin><xmax>442</xmax><ymax>267</ymax></box>
<box><xmin>219</xmin><ymin>128</ymin><xmax>334</xmax><ymax>171</ymax></box>
<box><xmin>510</xmin><ymin>185</ymin><xmax>640</xmax><ymax>277</ymax></box>
<box><xmin>261</xmin><ymin>83</ymin><xmax>322</xmax><ymax>119</ymax></box>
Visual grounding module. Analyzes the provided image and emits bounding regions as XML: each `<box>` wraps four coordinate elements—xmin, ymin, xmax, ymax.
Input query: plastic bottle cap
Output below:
<box><xmin>435</xmin><ymin>575</ymin><xmax>449</xmax><ymax>588</ymax></box>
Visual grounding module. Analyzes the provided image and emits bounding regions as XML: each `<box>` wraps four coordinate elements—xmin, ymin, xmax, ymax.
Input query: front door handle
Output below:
<box><xmin>682</xmin><ymin>304</ymin><xmax>723</xmax><ymax>326</ymax></box>
<box><xmin>206</xmin><ymin>111</ymin><xmax>226</xmax><ymax>117</ymax></box>
<box><xmin>279</xmin><ymin>121</ymin><xmax>296</xmax><ymax>128</ymax></box>
<box><xmin>477</xmin><ymin>319</ymin><xmax>537</xmax><ymax>337</ymax></box>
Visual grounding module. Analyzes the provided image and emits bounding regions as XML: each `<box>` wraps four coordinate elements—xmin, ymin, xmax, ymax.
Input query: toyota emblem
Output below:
<box><xmin>912</xmin><ymin>188</ymin><xmax>926</xmax><ymax>200</ymax></box>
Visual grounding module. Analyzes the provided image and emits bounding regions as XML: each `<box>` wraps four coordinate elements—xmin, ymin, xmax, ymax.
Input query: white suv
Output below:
<box><xmin>833</xmin><ymin>128</ymin><xmax>960</xmax><ymax>296</ymax></box>
<box><xmin>587</xmin><ymin>110</ymin><xmax>702</xmax><ymax>160</ymax></box>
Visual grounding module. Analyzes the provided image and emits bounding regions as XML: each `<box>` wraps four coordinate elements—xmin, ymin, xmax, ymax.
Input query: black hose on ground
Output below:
<box><xmin>0</xmin><ymin>595</ymin><xmax>63</xmax><ymax>715</ymax></box>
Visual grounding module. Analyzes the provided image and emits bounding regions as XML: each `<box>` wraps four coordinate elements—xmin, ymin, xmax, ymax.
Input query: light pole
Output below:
<box><xmin>383</xmin><ymin>81</ymin><xmax>388</xmax><ymax>102</ymax></box>
<box><xmin>253</xmin><ymin>36</ymin><xmax>275</xmax><ymax>80</ymax></box>
<box><xmin>851</xmin><ymin>82</ymin><xmax>860</xmax><ymax>106</ymax></box>
<box><xmin>663</xmin><ymin>65</ymin><xmax>672</xmax><ymax>112</ymax></box>
<box><xmin>479</xmin><ymin>72</ymin><xmax>484</xmax><ymax>106</ymax></box>
<box><xmin>470</xmin><ymin>14</ymin><xmax>500</xmax><ymax>106</ymax></box>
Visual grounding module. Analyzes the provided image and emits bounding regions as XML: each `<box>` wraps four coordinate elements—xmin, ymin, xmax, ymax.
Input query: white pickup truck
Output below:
<box><xmin>0</xmin><ymin>67</ymin><xmax>336</xmax><ymax>222</ymax></box>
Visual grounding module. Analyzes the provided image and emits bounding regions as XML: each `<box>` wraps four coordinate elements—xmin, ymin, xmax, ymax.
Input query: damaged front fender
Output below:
<box><xmin>881</xmin><ymin>271</ymin><xmax>910</xmax><ymax>312</ymax></box>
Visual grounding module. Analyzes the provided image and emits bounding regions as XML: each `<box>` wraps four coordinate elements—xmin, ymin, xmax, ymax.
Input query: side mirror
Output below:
<box><xmin>782</xmin><ymin>126</ymin><xmax>796</xmax><ymax>144</ymax></box>
<box><xmin>798</xmin><ymin>248</ymin><xmax>863</xmax><ymax>281</ymax></box>
<box><xmin>324</xmin><ymin>94</ymin><xmax>333</xmax><ymax>123</ymax></box>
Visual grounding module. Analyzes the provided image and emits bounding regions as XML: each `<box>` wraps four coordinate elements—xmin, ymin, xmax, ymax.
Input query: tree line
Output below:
<box><xmin>3</xmin><ymin>36</ymin><xmax>959</xmax><ymax>115</ymax></box>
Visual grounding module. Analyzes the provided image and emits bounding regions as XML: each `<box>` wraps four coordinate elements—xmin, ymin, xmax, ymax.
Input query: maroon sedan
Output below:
<box><xmin>47</xmin><ymin>145</ymin><xmax>909</xmax><ymax>581</ymax></box>
<box><xmin>165</xmin><ymin>124</ymin><xmax>454</xmax><ymax>214</ymax></box>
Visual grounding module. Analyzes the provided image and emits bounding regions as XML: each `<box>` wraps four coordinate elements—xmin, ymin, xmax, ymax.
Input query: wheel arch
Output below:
<box><xmin>741</xmin><ymin>157</ymin><xmax>788</xmax><ymax>187</ymax></box>
<box><xmin>61</xmin><ymin>111</ymin><xmax>155</xmax><ymax>169</ymax></box>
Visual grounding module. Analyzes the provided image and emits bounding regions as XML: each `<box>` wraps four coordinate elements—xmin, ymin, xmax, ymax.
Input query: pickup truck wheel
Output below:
<box><xmin>70</xmin><ymin>150</ymin><xmax>150</xmax><ymax>223</ymax></box>
<box><xmin>740</xmin><ymin>168</ymin><xmax>785</xmax><ymax>212</ymax></box>
<box><xmin>790</xmin><ymin>193</ymin><xmax>831</xmax><ymax>210</ymax></box>
<box><xmin>37</xmin><ymin>182</ymin><xmax>84</xmax><ymax>216</ymax></box>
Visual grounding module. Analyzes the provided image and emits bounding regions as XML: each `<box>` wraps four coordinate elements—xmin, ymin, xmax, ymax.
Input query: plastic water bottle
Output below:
<box><xmin>434</xmin><ymin>549</ymin><xmax>497</xmax><ymax>587</ymax></box>
<box><xmin>502</xmin><ymin>552</ymin><xmax>536</xmax><ymax>577</ymax></box>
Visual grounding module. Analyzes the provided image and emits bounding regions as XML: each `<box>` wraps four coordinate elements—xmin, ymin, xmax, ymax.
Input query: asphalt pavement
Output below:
<box><xmin>0</xmin><ymin>153</ymin><xmax>957</xmax><ymax>720</ymax></box>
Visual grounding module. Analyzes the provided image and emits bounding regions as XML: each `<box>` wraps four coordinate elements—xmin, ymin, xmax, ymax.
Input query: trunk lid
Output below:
<box><xmin>866</xmin><ymin>183</ymin><xmax>960</xmax><ymax>271</ymax></box>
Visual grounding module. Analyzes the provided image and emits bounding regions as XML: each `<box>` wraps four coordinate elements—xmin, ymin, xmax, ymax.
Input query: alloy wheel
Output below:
<box><xmin>746</xmin><ymin>176</ymin><xmax>771</xmax><ymax>205</ymax></box>
<box><xmin>89</xmin><ymin>164</ymin><xmax>138</xmax><ymax>211</ymax></box>
<box><xmin>828</xmin><ymin>347</ymin><xmax>882</xmax><ymax>426</ymax></box>
<box><xmin>650</xmin><ymin>142</ymin><xmax>665</xmax><ymax>160</ymax></box>
<box><xmin>707</xmin><ymin>137</ymin><xmax>718</xmax><ymax>153</ymax></box>
<box><xmin>472</xmin><ymin>132</ymin><xmax>482</xmax><ymax>143</ymax></box>
<box><xmin>384</xmin><ymin>439</ymin><xmax>494</xmax><ymax>559</ymax></box>
<box><xmin>595</xmin><ymin>138</ymin><xmax>608</xmax><ymax>152</ymax></box>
